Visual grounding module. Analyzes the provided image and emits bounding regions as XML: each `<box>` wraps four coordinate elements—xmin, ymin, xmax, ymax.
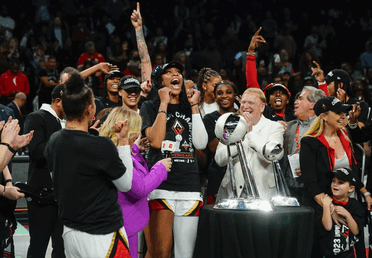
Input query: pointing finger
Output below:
<box><xmin>312</xmin><ymin>61</ymin><xmax>320</xmax><ymax>69</ymax></box>
<box><xmin>254</xmin><ymin>27</ymin><xmax>262</xmax><ymax>36</ymax></box>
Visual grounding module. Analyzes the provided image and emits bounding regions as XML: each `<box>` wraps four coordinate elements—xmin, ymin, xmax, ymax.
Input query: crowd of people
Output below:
<box><xmin>0</xmin><ymin>0</ymin><xmax>372</xmax><ymax>114</ymax></box>
<box><xmin>1</xmin><ymin>0</ymin><xmax>372</xmax><ymax>258</ymax></box>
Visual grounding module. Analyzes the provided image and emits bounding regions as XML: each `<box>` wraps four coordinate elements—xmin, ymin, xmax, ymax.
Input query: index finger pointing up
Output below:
<box><xmin>254</xmin><ymin>27</ymin><xmax>262</xmax><ymax>36</ymax></box>
<box><xmin>137</xmin><ymin>2</ymin><xmax>140</xmax><ymax>13</ymax></box>
<box><xmin>312</xmin><ymin>60</ymin><xmax>320</xmax><ymax>69</ymax></box>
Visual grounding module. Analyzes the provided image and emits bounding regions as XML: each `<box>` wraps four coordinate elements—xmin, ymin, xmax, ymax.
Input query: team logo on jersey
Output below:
<box><xmin>182</xmin><ymin>140</ymin><xmax>190</xmax><ymax>151</ymax></box>
<box><xmin>172</xmin><ymin>119</ymin><xmax>184</xmax><ymax>135</ymax></box>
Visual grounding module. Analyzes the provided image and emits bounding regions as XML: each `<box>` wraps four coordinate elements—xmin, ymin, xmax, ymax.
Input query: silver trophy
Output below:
<box><xmin>213</xmin><ymin>113</ymin><xmax>273</xmax><ymax>211</ymax></box>
<box><xmin>263</xmin><ymin>141</ymin><xmax>300</xmax><ymax>207</ymax></box>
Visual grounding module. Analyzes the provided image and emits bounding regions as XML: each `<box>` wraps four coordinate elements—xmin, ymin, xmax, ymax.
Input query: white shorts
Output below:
<box><xmin>149</xmin><ymin>199</ymin><xmax>203</xmax><ymax>216</ymax></box>
<box><xmin>62</xmin><ymin>226</ymin><xmax>130</xmax><ymax>258</ymax></box>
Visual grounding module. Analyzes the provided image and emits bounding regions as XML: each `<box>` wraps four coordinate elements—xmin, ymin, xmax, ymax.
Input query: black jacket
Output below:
<box><xmin>300</xmin><ymin>136</ymin><xmax>363</xmax><ymax>208</ymax></box>
<box><xmin>24</xmin><ymin>110</ymin><xmax>61</xmax><ymax>187</ymax></box>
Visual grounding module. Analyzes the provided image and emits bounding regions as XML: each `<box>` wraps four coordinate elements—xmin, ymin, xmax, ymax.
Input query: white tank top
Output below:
<box><xmin>333</xmin><ymin>152</ymin><xmax>350</xmax><ymax>170</ymax></box>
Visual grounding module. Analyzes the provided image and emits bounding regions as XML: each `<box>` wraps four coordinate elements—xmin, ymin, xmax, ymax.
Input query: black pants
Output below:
<box><xmin>27</xmin><ymin>201</ymin><xmax>65</xmax><ymax>258</ymax></box>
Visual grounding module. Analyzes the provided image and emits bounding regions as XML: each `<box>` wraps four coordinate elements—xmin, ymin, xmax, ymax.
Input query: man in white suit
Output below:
<box><xmin>215</xmin><ymin>88</ymin><xmax>284</xmax><ymax>201</ymax></box>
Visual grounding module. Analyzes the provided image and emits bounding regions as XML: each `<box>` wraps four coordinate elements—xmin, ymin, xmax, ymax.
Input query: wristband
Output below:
<box><xmin>3</xmin><ymin>179</ymin><xmax>12</xmax><ymax>185</ymax></box>
<box><xmin>158</xmin><ymin>110</ymin><xmax>167</xmax><ymax>115</ymax></box>
<box><xmin>364</xmin><ymin>192</ymin><xmax>371</xmax><ymax>197</ymax></box>
<box><xmin>0</xmin><ymin>142</ymin><xmax>16</xmax><ymax>154</ymax></box>
<box><xmin>348</xmin><ymin>121</ymin><xmax>358</xmax><ymax>129</ymax></box>
<box><xmin>190</xmin><ymin>103</ymin><xmax>198</xmax><ymax>107</ymax></box>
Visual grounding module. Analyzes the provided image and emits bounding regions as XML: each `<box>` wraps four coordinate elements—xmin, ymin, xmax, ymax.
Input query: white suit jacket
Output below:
<box><xmin>215</xmin><ymin>115</ymin><xmax>284</xmax><ymax>201</ymax></box>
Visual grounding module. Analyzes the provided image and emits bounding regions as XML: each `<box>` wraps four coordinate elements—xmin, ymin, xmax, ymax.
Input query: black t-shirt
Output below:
<box><xmin>316</xmin><ymin>198</ymin><xmax>364</xmax><ymax>256</ymax></box>
<box><xmin>202</xmin><ymin>110</ymin><xmax>227</xmax><ymax>195</ymax></box>
<box><xmin>140</xmin><ymin>100</ymin><xmax>200</xmax><ymax>192</ymax></box>
<box><xmin>44</xmin><ymin>129</ymin><xmax>126</xmax><ymax>234</ymax></box>
<box><xmin>38</xmin><ymin>68</ymin><xmax>59</xmax><ymax>100</ymax></box>
<box><xmin>99</xmin><ymin>96</ymin><xmax>122</xmax><ymax>109</ymax></box>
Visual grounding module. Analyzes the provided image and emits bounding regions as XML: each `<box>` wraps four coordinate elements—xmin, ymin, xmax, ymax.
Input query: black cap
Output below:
<box><xmin>313</xmin><ymin>96</ymin><xmax>352</xmax><ymax>116</ymax></box>
<box><xmin>108</xmin><ymin>70</ymin><xmax>124</xmax><ymax>78</ymax></box>
<box><xmin>51</xmin><ymin>84</ymin><xmax>65</xmax><ymax>99</ymax></box>
<box><xmin>326</xmin><ymin>168</ymin><xmax>357</xmax><ymax>186</ymax></box>
<box><xmin>161</xmin><ymin>61</ymin><xmax>184</xmax><ymax>74</ymax></box>
<box><xmin>151</xmin><ymin>61</ymin><xmax>184</xmax><ymax>89</ymax></box>
<box><xmin>104</xmin><ymin>70</ymin><xmax>124</xmax><ymax>81</ymax></box>
<box><xmin>118</xmin><ymin>76</ymin><xmax>141</xmax><ymax>91</ymax></box>
<box><xmin>325</xmin><ymin>69</ymin><xmax>351</xmax><ymax>85</ymax></box>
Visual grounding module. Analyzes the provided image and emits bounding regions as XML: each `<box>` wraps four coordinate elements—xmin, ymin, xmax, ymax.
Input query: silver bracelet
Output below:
<box><xmin>364</xmin><ymin>191</ymin><xmax>371</xmax><ymax>197</ymax></box>
<box><xmin>348</xmin><ymin>121</ymin><xmax>358</xmax><ymax>129</ymax></box>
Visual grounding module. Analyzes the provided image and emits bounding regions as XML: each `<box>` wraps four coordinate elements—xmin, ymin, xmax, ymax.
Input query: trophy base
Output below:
<box><xmin>213</xmin><ymin>198</ymin><xmax>274</xmax><ymax>211</ymax></box>
<box><xmin>271</xmin><ymin>196</ymin><xmax>300</xmax><ymax>207</ymax></box>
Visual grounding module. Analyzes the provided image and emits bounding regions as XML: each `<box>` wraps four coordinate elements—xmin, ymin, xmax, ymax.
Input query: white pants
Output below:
<box><xmin>173</xmin><ymin>216</ymin><xmax>199</xmax><ymax>258</ymax></box>
<box><xmin>62</xmin><ymin>226</ymin><xmax>129</xmax><ymax>258</ymax></box>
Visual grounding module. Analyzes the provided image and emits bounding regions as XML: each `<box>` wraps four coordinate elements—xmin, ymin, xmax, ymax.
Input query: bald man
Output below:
<box><xmin>7</xmin><ymin>92</ymin><xmax>26</xmax><ymax>134</ymax></box>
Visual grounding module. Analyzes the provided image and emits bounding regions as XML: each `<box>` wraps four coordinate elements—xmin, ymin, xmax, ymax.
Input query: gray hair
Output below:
<box><xmin>60</xmin><ymin>67</ymin><xmax>79</xmax><ymax>78</ymax></box>
<box><xmin>302</xmin><ymin>86</ymin><xmax>326</xmax><ymax>103</ymax></box>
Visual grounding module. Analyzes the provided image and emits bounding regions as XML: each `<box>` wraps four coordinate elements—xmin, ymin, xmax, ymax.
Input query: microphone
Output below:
<box><xmin>161</xmin><ymin>132</ymin><xmax>175</xmax><ymax>158</ymax></box>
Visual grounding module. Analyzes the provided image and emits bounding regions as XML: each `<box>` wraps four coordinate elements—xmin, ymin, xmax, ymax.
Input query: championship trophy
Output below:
<box><xmin>262</xmin><ymin>142</ymin><xmax>300</xmax><ymax>206</ymax></box>
<box><xmin>213</xmin><ymin>113</ymin><xmax>273</xmax><ymax>211</ymax></box>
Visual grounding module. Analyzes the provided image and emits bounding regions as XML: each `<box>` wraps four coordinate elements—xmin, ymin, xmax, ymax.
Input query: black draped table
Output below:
<box><xmin>193</xmin><ymin>204</ymin><xmax>314</xmax><ymax>258</ymax></box>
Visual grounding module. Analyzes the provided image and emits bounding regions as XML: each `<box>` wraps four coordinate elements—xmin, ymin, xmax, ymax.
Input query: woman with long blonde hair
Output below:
<box><xmin>300</xmin><ymin>96</ymin><xmax>371</xmax><ymax>258</ymax></box>
<box><xmin>301</xmin><ymin>96</ymin><xmax>371</xmax><ymax>207</ymax></box>
<box><xmin>100</xmin><ymin>107</ymin><xmax>171</xmax><ymax>258</ymax></box>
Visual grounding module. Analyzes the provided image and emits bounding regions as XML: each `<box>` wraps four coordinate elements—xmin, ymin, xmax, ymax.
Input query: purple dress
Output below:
<box><xmin>117</xmin><ymin>143</ymin><xmax>167</xmax><ymax>257</ymax></box>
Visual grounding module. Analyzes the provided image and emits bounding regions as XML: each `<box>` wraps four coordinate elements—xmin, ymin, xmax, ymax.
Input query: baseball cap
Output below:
<box><xmin>313</xmin><ymin>96</ymin><xmax>352</xmax><ymax>116</ymax></box>
<box><xmin>326</xmin><ymin>168</ymin><xmax>357</xmax><ymax>186</ymax></box>
<box><xmin>325</xmin><ymin>69</ymin><xmax>351</xmax><ymax>85</ymax></box>
<box><xmin>263</xmin><ymin>83</ymin><xmax>291</xmax><ymax>100</ymax></box>
<box><xmin>104</xmin><ymin>70</ymin><xmax>124</xmax><ymax>82</ymax></box>
<box><xmin>160</xmin><ymin>61</ymin><xmax>184</xmax><ymax>74</ymax></box>
<box><xmin>51</xmin><ymin>84</ymin><xmax>65</xmax><ymax>99</ymax></box>
<box><xmin>151</xmin><ymin>61</ymin><xmax>184</xmax><ymax>88</ymax></box>
<box><xmin>118</xmin><ymin>76</ymin><xmax>141</xmax><ymax>91</ymax></box>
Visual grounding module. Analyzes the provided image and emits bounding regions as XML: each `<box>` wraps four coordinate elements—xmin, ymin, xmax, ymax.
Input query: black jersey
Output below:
<box><xmin>140</xmin><ymin>100</ymin><xmax>200</xmax><ymax>192</ymax></box>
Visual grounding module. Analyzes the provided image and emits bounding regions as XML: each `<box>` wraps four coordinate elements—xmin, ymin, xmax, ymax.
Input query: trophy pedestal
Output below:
<box><xmin>213</xmin><ymin>198</ymin><xmax>274</xmax><ymax>211</ymax></box>
<box><xmin>271</xmin><ymin>196</ymin><xmax>300</xmax><ymax>207</ymax></box>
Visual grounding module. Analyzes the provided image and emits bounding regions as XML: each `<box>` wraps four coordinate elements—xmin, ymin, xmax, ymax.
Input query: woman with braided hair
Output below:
<box><xmin>196</xmin><ymin>67</ymin><xmax>222</xmax><ymax>117</ymax></box>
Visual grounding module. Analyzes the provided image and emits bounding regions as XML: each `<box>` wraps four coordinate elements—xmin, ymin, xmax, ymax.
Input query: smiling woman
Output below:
<box><xmin>201</xmin><ymin>80</ymin><xmax>238</xmax><ymax>204</ymax></box>
<box><xmin>299</xmin><ymin>96</ymin><xmax>372</xmax><ymax>257</ymax></box>
<box><xmin>118</xmin><ymin>75</ymin><xmax>142</xmax><ymax>112</ymax></box>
